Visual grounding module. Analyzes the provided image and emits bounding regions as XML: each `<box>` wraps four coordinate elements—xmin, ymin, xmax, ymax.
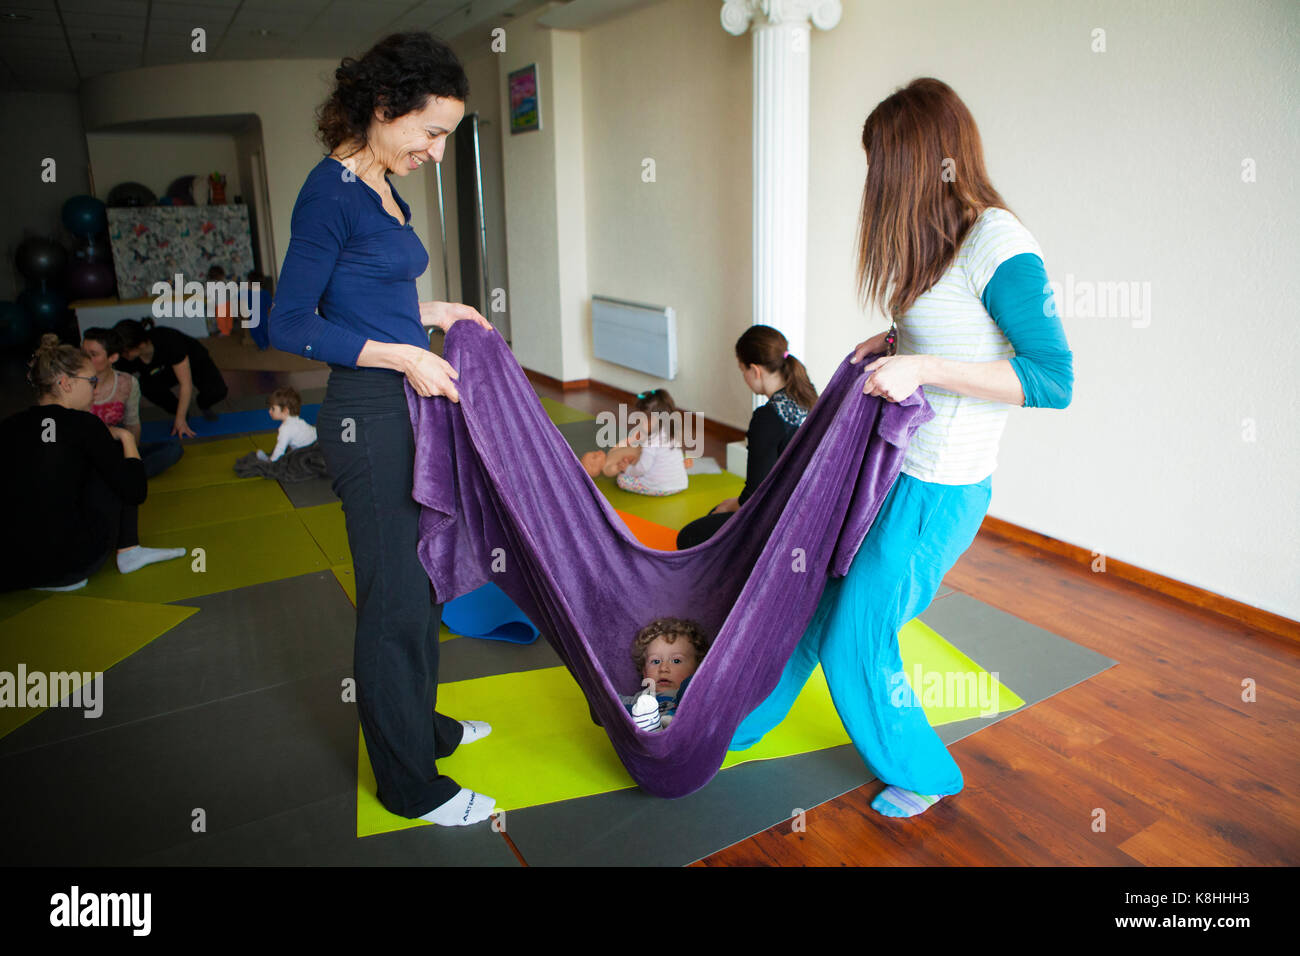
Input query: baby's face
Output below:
<box><xmin>642</xmin><ymin>636</ymin><xmax>698</xmax><ymax>693</ymax></box>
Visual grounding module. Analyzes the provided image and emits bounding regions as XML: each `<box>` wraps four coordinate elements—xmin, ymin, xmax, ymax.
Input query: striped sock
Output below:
<box><xmin>871</xmin><ymin>786</ymin><xmax>943</xmax><ymax>818</ymax></box>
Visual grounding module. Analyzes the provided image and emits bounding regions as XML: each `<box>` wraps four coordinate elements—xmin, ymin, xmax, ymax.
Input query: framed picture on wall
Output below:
<box><xmin>508</xmin><ymin>63</ymin><xmax>541</xmax><ymax>134</ymax></box>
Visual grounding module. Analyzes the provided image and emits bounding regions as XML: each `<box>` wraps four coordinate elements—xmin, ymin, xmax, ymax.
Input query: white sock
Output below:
<box><xmin>117</xmin><ymin>546</ymin><xmax>187</xmax><ymax>574</ymax></box>
<box><xmin>459</xmin><ymin>719</ymin><xmax>492</xmax><ymax>744</ymax></box>
<box><xmin>419</xmin><ymin>788</ymin><xmax>495</xmax><ymax>827</ymax></box>
<box><xmin>33</xmin><ymin>579</ymin><xmax>88</xmax><ymax>592</ymax></box>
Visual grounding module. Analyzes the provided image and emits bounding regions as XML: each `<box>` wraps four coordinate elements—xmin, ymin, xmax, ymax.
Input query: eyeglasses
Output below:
<box><xmin>68</xmin><ymin>373</ymin><xmax>99</xmax><ymax>387</ymax></box>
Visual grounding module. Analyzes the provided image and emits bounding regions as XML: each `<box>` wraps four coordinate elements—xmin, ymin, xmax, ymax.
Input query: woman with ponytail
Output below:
<box><xmin>0</xmin><ymin>335</ymin><xmax>187</xmax><ymax>591</ymax></box>
<box><xmin>730</xmin><ymin>79</ymin><xmax>1074</xmax><ymax>819</ymax></box>
<box><xmin>675</xmin><ymin>325</ymin><xmax>818</xmax><ymax>549</ymax></box>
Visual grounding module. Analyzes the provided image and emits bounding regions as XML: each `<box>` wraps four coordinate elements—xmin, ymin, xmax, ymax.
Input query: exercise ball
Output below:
<box><xmin>63</xmin><ymin>260</ymin><xmax>116</xmax><ymax>300</ymax></box>
<box><xmin>0</xmin><ymin>301</ymin><xmax>35</xmax><ymax>348</ymax></box>
<box><xmin>165</xmin><ymin>174</ymin><xmax>196</xmax><ymax>205</ymax></box>
<box><xmin>61</xmin><ymin>194</ymin><xmax>107</xmax><ymax>236</ymax></box>
<box><xmin>75</xmin><ymin>236</ymin><xmax>114</xmax><ymax>265</ymax></box>
<box><xmin>15</xmin><ymin>237</ymin><xmax>67</xmax><ymax>284</ymax></box>
<box><xmin>17</xmin><ymin>288</ymin><xmax>68</xmax><ymax>332</ymax></box>
<box><xmin>106</xmin><ymin>181</ymin><xmax>156</xmax><ymax>207</ymax></box>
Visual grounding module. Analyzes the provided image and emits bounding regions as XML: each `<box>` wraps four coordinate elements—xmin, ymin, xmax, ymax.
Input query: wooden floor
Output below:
<box><xmin>533</xmin><ymin>377</ymin><xmax>1300</xmax><ymax>867</ymax></box>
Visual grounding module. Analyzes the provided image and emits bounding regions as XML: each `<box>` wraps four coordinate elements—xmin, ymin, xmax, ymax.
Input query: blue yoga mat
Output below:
<box><xmin>140</xmin><ymin>403</ymin><xmax>319</xmax><ymax>442</ymax></box>
<box><xmin>444</xmin><ymin>582</ymin><xmax>539</xmax><ymax>644</ymax></box>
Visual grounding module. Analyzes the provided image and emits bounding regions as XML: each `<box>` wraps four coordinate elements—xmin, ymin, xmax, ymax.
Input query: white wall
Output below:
<box><xmin>85</xmin><ymin>131</ymin><xmax>244</xmax><ymax>207</ymax></box>
<box><xmin>579</xmin><ymin>0</ymin><xmax>752</xmax><ymax>417</ymax></box>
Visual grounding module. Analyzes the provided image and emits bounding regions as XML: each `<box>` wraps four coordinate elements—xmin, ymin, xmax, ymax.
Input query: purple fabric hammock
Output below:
<box><xmin>407</xmin><ymin>322</ymin><xmax>934</xmax><ymax>798</ymax></box>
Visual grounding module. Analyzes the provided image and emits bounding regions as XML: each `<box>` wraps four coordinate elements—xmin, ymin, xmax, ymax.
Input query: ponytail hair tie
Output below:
<box><xmin>783</xmin><ymin>351</ymin><xmax>789</xmax><ymax>359</ymax></box>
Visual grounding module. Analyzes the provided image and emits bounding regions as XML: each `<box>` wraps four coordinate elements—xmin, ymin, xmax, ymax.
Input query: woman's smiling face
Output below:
<box><xmin>375</xmin><ymin>96</ymin><xmax>465</xmax><ymax>175</ymax></box>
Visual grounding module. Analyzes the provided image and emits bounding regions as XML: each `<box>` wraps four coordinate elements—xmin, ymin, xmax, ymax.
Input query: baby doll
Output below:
<box><xmin>581</xmin><ymin>389</ymin><xmax>690</xmax><ymax>497</ymax></box>
<box><xmin>257</xmin><ymin>386</ymin><xmax>318</xmax><ymax>462</ymax></box>
<box><xmin>620</xmin><ymin>617</ymin><xmax>710</xmax><ymax>732</ymax></box>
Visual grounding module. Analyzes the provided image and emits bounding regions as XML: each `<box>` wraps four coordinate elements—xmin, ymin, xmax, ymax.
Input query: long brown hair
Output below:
<box><xmin>855</xmin><ymin>78</ymin><xmax>1010</xmax><ymax>319</ymax></box>
<box><xmin>735</xmin><ymin>326</ymin><xmax>818</xmax><ymax>411</ymax></box>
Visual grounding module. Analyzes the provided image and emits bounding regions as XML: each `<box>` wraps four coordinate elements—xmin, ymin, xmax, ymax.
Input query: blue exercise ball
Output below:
<box><xmin>15</xmin><ymin>236</ymin><xmax>67</xmax><ymax>283</ymax></box>
<box><xmin>0</xmin><ymin>301</ymin><xmax>36</xmax><ymax>348</ymax></box>
<box><xmin>61</xmin><ymin>194</ymin><xmax>107</xmax><ymax>236</ymax></box>
<box><xmin>17</xmin><ymin>287</ymin><xmax>68</xmax><ymax>332</ymax></box>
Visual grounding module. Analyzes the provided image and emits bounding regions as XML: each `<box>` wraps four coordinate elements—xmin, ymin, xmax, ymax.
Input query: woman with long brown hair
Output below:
<box><xmin>730</xmin><ymin>78</ymin><xmax>1073</xmax><ymax>817</ymax></box>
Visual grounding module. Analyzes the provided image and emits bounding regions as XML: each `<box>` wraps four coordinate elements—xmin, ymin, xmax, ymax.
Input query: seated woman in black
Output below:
<box><xmin>0</xmin><ymin>335</ymin><xmax>188</xmax><ymax>592</ymax></box>
<box><xmin>676</xmin><ymin>325</ymin><xmax>818</xmax><ymax>549</ymax></box>
<box><xmin>112</xmin><ymin>318</ymin><xmax>229</xmax><ymax>439</ymax></box>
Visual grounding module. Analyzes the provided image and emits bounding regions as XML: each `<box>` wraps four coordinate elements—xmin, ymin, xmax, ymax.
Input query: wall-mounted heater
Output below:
<box><xmin>591</xmin><ymin>295</ymin><xmax>677</xmax><ymax>379</ymax></box>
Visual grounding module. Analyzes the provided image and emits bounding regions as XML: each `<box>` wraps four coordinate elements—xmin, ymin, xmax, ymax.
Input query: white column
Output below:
<box><xmin>721</xmin><ymin>0</ymin><xmax>841</xmax><ymax>368</ymax></box>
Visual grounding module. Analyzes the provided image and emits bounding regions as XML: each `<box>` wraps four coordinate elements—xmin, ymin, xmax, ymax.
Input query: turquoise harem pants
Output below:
<box><xmin>730</xmin><ymin>471</ymin><xmax>993</xmax><ymax>796</ymax></box>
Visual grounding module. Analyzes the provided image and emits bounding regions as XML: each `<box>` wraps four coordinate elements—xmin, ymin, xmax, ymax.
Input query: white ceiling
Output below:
<box><xmin>0</xmin><ymin>0</ymin><xmax>567</xmax><ymax>93</ymax></box>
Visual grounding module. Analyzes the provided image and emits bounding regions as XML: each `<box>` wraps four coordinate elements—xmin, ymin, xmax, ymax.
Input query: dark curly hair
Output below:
<box><xmin>630</xmin><ymin>618</ymin><xmax>711</xmax><ymax>674</ymax></box>
<box><xmin>317</xmin><ymin>32</ymin><xmax>470</xmax><ymax>160</ymax></box>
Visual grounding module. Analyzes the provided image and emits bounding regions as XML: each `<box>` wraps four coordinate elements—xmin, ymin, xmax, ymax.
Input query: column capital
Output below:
<box><xmin>720</xmin><ymin>0</ymin><xmax>842</xmax><ymax>36</ymax></box>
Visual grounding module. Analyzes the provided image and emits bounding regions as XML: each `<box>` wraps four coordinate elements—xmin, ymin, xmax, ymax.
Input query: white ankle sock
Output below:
<box><xmin>459</xmin><ymin>719</ymin><xmax>492</xmax><ymax>744</ymax></box>
<box><xmin>33</xmin><ymin>579</ymin><xmax>88</xmax><ymax>592</ymax></box>
<box><xmin>419</xmin><ymin>788</ymin><xmax>495</xmax><ymax>826</ymax></box>
<box><xmin>117</xmin><ymin>546</ymin><xmax>187</xmax><ymax>574</ymax></box>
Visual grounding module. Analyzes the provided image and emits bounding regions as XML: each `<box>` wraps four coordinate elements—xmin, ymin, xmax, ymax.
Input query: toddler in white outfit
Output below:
<box><xmin>581</xmin><ymin>388</ymin><xmax>690</xmax><ymax>496</ymax></box>
<box><xmin>258</xmin><ymin>386</ymin><xmax>318</xmax><ymax>462</ymax></box>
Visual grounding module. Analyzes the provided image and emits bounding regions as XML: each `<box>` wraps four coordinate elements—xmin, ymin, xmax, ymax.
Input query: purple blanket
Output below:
<box><xmin>407</xmin><ymin>322</ymin><xmax>933</xmax><ymax>798</ymax></box>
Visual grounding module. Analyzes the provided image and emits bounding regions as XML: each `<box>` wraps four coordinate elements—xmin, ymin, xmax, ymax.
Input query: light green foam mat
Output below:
<box><xmin>539</xmin><ymin>396</ymin><xmax>595</xmax><ymax>425</ymax></box>
<box><xmin>355</xmin><ymin>617</ymin><xmax>1024</xmax><ymax>836</ymax></box>
<box><xmin>299</xmin><ymin>502</ymin><xmax>351</xmax><ymax>566</ymax></box>
<box><xmin>139</xmin><ymin>479</ymin><xmax>294</xmax><ymax>538</ymax></box>
<box><xmin>594</xmin><ymin>472</ymin><xmax>745</xmax><ymax>530</ymax></box>
<box><xmin>145</xmin><ymin>436</ymin><xmax>261</xmax><ymax>494</ymax></box>
<box><xmin>74</xmin><ymin>511</ymin><xmax>332</xmax><ymax>605</ymax></box>
<box><xmin>179</xmin><ymin>435</ymin><xmax>262</xmax><ymax>459</ymax></box>
<box><xmin>0</xmin><ymin>591</ymin><xmax>49</xmax><ymax>624</ymax></box>
<box><xmin>0</xmin><ymin>595</ymin><xmax>197</xmax><ymax>739</ymax></box>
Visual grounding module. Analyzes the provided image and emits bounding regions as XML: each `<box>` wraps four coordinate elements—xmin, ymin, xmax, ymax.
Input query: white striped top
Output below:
<box><xmin>896</xmin><ymin>207</ymin><xmax>1043</xmax><ymax>485</ymax></box>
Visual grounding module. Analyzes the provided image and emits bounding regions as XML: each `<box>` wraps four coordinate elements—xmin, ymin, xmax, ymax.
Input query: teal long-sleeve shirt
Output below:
<box><xmin>981</xmin><ymin>252</ymin><xmax>1074</xmax><ymax>409</ymax></box>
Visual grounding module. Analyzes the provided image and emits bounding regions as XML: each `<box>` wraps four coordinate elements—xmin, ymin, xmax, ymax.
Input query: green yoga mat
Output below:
<box><xmin>539</xmin><ymin>396</ymin><xmax>595</xmax><ymax>425</ymax></box>
<box><xmin>0</xmin><ymin>591</ymin><xmax>49</xmax><ymax>624</ymax></box>
<box><xmin>594</xmin><ymin>472</ymin><xmax>745</xmax><ymax>530</ymax></box>
<box><xmin>139</xmin><ymin>479</ymin><xmax>294</xmax><ymax>538</ymax></box>
<box><xmin>75</xmin><ymin>512</ymin><xmax>332</xmax><ymax>605</ymax></box>
<box><xmin>300</xmin><ymin>502</ymin><xmax>351</xmax><ymax>566</ymax></box>
<box><xmin>355</xmin><ymin>617</ymin><xmax>1024</xmax><ymax>835</ymax></box>
<box><xmin>0</xmin><ymin>595</ymin><xmax>197</xmax><ymax>739</ymax></box>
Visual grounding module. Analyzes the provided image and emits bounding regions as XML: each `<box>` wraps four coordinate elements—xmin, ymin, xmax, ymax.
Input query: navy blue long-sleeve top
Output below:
<box><xmin>269</xmin><ymin>157</ymin><xmax>431</xmax><ymax>369</ymax></box>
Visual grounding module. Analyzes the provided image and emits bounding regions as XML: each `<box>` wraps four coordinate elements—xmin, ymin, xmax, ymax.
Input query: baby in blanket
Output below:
<box><xmin>620</xmin><ymin>617</ymin><xmax>710</xmax><ymax>732</ymax></box>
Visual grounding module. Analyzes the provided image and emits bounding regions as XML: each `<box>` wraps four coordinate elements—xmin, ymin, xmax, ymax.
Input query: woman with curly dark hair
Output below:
<box><xmin>270</xmin><ymin>32</ymin><xmax>498</xmax><ymax>826</ymax></box>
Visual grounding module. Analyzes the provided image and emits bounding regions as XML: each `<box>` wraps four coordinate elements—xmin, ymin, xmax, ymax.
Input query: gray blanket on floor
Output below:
<box><xmin>233</xmin><ymin>442</ymin><xmax>329</xmax><ymax>483</ymax></box>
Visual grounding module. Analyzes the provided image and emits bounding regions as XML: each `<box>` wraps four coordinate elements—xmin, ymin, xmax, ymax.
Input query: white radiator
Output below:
<box><xmin>591</xmin><ymin>295</ymin><xmax>677</xmax><ymax>379</ymax></box>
